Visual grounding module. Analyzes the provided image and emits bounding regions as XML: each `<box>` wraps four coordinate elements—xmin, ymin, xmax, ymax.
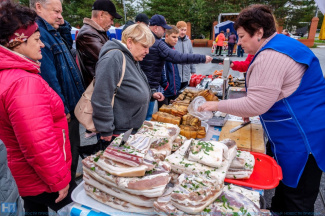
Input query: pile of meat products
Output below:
<box><xmin>152</xmin><ymin>105</ymin><xmax>207</xmax><ymax>139</ymax></box>
<box><xmin>154</xmin><ymin>139</ymin><xmax>261</xmax><ymax>215</ymax></box>
<box><xmin>82</xmin><ymin>121</ymin><xmax>181</xmax><ymax>214</ymax></box>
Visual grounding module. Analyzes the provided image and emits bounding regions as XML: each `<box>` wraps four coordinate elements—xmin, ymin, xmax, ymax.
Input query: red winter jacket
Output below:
<box><xmin>231</xmin><ymin>54</ymin><xmax>254</xmax><ymax>72</ymax></box>
<box><xmin>0</xmin><ymin>45</ymin><xmax>72</xmax><ymax>197</ymax></box>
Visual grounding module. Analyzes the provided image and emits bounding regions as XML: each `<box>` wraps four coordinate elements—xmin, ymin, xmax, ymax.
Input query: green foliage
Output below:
<box><xmin>17</xmin><ymin>0</ymin><xmax>320</xmax><ymax>35</ymax></box>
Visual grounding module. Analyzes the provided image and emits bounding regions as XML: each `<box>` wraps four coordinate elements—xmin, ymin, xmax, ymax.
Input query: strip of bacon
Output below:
<box><xmin>104</xmin><ymin>147</ymin><xmax>143</xmax><ymax>167</ymax></box>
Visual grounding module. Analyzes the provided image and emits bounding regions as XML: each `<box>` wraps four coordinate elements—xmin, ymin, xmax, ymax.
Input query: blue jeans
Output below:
<box><xmin>146</xmin><ymin>101</ymin><xmax>155</xmax><ymax>120</ymax></box>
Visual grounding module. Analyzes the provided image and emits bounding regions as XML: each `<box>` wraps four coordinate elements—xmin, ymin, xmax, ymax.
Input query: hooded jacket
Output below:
<box><xmin>174</xmin><ymin>35</ymin><xmax>196</xmax><ymax>83</ymax></box>
<box><xmin>139</xmin><ymin>32</ymin><xmax>206</xmax><ymax>90</ymax></box>
<box><xmin>92</xmin><ymin>39</ymin><xmax>152</xmax><ymax>136</ymax></box>
<box><xmin>0</xmin><ymin>45</ymin><xmax>72</xmax><ymax>197</ymax></box>
<box><xmin>76</xmin><ymin>18</ymin><xmax>109</xmax><ymax>86</ymax></box>
<box><xmin>0</xmin><ymin>140</ymin><xmax>24</xmax><ymax>215</ymax></box>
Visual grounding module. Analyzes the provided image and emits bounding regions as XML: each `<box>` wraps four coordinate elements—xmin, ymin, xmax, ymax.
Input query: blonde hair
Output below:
<box><xmin>122</xmin><ymin>23</ymin><xmax>155</xmax><ymax>47</ymax></box>
<box><xmin>165</xmin><ymin>25</ymin><xmax>179</xmax><ymax>35</ymax></box>
<box><xmin>176</xmin><ymin>21</ymin><xmax>187</xmax><ymax>29</ymax></box>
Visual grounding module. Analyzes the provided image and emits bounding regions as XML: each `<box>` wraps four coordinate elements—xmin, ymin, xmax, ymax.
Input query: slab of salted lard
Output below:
<box><xmin>82</xmin><ymin>156</ymin><xmax>171</xmax><ymax>197</ymax></box>
<box><xmin>172</xmin><ymin>135</ymin><xmax>187</xmax><ymax>152</ymax></box>
<box><xmin>83</xmin><ymin>172</ymin><xmax>156</xmax><ymax>207</ymax></box>
<box><xmin>165</xmin><ymin>139</ymin><xmax>237</xmax><ymax>184</ymax></box>
<box><xmin>153</xmin><ymin>186</ymin><xmax>184</xmax><ymax>215</ymax></box>
<box><xmin>170</xmin><ymin>174</ymin><xmax>223</xmax><ymax>214</ymax></box>
<box><xmin>84</xmin><ymin>183</ymin><xmax>154</xmax><ymax>214</ymax></box>
<box><xmin>137</xmin><ymin>121</ymin><xmax>181</xmax><ymax>158</ymax></box>
<box><xmin>226</xmin><ymin>150</ymin><xmax>255</xmax><ymax>179</ymax></box>
<box><xmin>188</xmin><ymin>139</ymin><xmax>229</xmax><ymax>168</ymax></box>
<box><xmin>203</xmin><ymin>189</ymin><xmax>261</xmax><ymax>215</ymax></box>
<box><xmin>224</xmin><ymin>184</ymin><xmax>260</xmax><ymax>208</ymax></box>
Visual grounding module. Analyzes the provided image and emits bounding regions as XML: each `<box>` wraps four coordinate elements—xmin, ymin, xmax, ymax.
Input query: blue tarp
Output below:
<box><xmin>214</xmin><ymin>20</ymin><xmax>237</xmax><ymax>38</ymax></box>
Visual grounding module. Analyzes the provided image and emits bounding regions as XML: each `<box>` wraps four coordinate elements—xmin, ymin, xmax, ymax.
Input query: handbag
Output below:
<box><xmin>215</xmin><ymin>35</ymin><xmax>219</xmax><ymax>43</ymax></box>
<box><xmin>74</xmin><ymin>49</ymin><xmax>126</xmax><ymax>132</ymax></box>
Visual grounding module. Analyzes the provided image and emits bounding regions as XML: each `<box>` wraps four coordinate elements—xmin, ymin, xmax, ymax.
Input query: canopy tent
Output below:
<box><xmin>214</xmin><ymin>20</ymin><xmax>237</xmax><ymax>38</ymax></box>
<box><xmin>108</xmin><ymin>26</ymin><xmax>124</xmax><ymax>40</ymax></box>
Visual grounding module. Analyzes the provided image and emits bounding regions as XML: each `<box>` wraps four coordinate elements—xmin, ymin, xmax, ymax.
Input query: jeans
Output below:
<box><xmin>237</xmin><ymin>45</ymin><xmax>244</xmax><ymax>57</ymax></box>
<box><xmin>145</xmin><ymin>101</ymin><xmax>155</xmax><ymax>120</ymax></box>
<box><xmin>68</xmin><ymin>117</ymin><xmax>80</xmax><ymax>183</ymax></box>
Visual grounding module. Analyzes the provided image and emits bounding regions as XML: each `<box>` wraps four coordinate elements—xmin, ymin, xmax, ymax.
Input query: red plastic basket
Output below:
<box><xmin>225</xmin><ymin>152</ymin><xmax>283</xmax><ymax>190</ymax></box>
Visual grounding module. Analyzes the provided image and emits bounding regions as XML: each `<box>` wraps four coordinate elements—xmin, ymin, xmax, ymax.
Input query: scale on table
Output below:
<box><xmin>207</xmin><ymin>57</ymin><xmax>231</xmax><ymax>126</ymax></box>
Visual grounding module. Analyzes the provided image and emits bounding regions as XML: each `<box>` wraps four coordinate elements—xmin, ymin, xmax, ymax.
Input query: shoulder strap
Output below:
<box><xmin>111</xmin><ymin>50</ymin><xmax>126</xmax><ymax>107</ymax></box>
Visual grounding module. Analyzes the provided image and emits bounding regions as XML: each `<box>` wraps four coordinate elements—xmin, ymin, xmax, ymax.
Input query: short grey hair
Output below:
<box><xmin>92</xmin><ymin>10</ymin><xmax>100</xmax><ymax>18</ymax></box>
<box><xmin>29</xmin><ymin>0</ymin><xmax>63</xmax><ymax>9</ymax></box>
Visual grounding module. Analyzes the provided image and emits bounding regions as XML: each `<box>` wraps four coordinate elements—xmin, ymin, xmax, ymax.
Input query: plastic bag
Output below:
<box><xmin>188</xmin><ymin>96</ymin><xmax>213</xmax><ymax>121</ymax></box>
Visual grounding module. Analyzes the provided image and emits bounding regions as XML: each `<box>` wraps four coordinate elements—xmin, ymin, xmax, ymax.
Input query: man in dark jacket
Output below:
<box><xmin>76</xmin><ymin>0</ymin><xmax>122</xmax><ymax>87</ymax></box>
<box><xmin>31</xmin><ymin>0</ymin><xmax>85</xmax><ymax>183</ymax></box>
<box><xmin>140</xmin><ymin>14</ymin><xmax>212</xmax><ymax>120</ymax></box>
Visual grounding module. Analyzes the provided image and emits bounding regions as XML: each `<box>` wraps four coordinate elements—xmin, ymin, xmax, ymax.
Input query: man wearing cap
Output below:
<box><xmin>76</xmin><ymin>0</ymin><xmax>122</xmax><ymax>87</ymax></box>
<box><xmin>135</xmin><ymin>13</ymin><xmax>149</xmax><ymax>25</ymax></box>
<box><xmin>30</xmin><ymin>0</ymin><xmax>85</xmax><ymax>184</ymax></box>
<box><xmin>139</xmin><ymin>14</ymin><xmax>212</xmax><ymax>120</ymax></box>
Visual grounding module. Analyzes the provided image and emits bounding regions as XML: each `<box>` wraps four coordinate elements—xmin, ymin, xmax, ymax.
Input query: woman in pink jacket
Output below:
<box><xmin>0</xmin><ymin>2</ymin><xmax>73</xmax><ymax>214</ymax></box>
<box><xmin>215</xmin><ymin>30</ymin><xmax>226</xmax><ymax>56</ymax></box>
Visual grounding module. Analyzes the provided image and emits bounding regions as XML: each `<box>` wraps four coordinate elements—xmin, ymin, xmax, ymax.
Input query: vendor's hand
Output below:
<box><xmin>230</xmin><ymin>62</ymin><xmax>234</xmax><ymax>68</ymax></box>
<box><xmin>198</xmin><ymin>101</ymin><xmax>219</xmax><ymax>112</ymax></box>
<box><xmin>153</xmin><ymin>92</ymin><xmax>165</xmax><ymax>101</ymax></box>
<box><xmin>55</xmin><ymin>184</ymin><xmax>69</xmax><ymax>203</ymax></box>
<box><xmin>101</xmin><ymin>135</ymin><xmax>113</xmax><ymax>142</ymax></box>
<box><xmin>242</xmin><ymin>117</ymin><xmax>250</xmax><ymax>123</ymax></box>
<box><xmin>66</xmin><ymin>113</ymin><xmax>71</xmax><ymax>123</ymax></box>
<box><xmin>205</xmin><ymin>56</ymin><xmax>213</xmax><ymax>63</ymax></box>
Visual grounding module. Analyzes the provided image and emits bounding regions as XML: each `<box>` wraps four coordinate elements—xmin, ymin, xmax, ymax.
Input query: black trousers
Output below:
<box><xmin>228</xmin><ymin>43</ymin><xmax>235</xmax><ymax>56</ymax></box>
<box><xmin>271</xmin><ymin>154</ymin><xmax>322</xmax><ymax>215</ymax></box>
<box><xmin>22</xmin><ymin>182</ymin><xmax>76</xmax><ymax>215</ymax></box>
<box><xmin>69</xmin><ymin>117</ymin><xmax>80</xmax><ymax>183</ymax></box>
<box><xmin>216</xmin><ymin>46</ymin><xmax>222</xmax><ymax>55</ymax></box>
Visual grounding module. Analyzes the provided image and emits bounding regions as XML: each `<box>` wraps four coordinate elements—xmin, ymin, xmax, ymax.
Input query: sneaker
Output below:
<box><xmin>84</xmin><ymin>131</ymin><xmax>97</xmax><ymax>139</ymax></box>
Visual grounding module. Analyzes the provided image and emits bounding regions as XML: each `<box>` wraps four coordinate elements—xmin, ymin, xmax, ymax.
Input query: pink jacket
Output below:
<box><xmin>0</xmin><ymin>46</ymin><xmax>72</xmax><ymax>197</ymax></box>
<box><xmin>216</xmin><ymin>33</ymin><xmax>226</xmax><ymax>46</ymax></box>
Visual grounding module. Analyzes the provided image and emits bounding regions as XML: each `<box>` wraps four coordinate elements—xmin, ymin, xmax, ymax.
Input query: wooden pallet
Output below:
<box><xmin>219</xmin><ymin>121</ymin><xmax>265</xmax><ymax>153</ymax></box>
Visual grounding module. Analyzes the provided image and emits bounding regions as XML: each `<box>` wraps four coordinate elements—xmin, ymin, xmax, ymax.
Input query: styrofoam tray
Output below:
<box><xmin>71</xmin><ymin>181</ymin><xmax>144</xmax><ymax>216</ymax></box>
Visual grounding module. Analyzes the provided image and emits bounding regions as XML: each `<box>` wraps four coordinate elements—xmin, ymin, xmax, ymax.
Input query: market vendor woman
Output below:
<box><xmin>199</xmin><ymin>4</ymin><xmax>325</xmax><ymax>215</ymax></box>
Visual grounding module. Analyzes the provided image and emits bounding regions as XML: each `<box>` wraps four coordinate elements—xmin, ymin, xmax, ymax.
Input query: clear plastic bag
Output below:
<box><xmin>188</xmin><ymin>96</ymin><xmax>213</xmax><ymax>121</ymax></box>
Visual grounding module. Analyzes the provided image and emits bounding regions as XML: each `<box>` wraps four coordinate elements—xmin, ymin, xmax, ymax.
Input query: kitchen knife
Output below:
<box><xmin>120</xmin><ymin>128</ymin><xmax>133</xmax><ymax>145</ymax></box>
<box><xmin>229</xmin><ymin>121</ymin><xmax>251</xmax><ymax>133</ymax></box>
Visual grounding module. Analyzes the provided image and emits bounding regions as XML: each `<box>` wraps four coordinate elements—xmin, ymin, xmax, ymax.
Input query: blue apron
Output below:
<box><xmin>247</xmin><ymin>34</ymin><xmax>325</xmax><ymax>188</ymax></box>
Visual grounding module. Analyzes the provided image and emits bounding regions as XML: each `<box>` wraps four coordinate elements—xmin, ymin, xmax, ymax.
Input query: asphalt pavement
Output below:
<box><xmin>76</xmin><ymin>45</ymin><xmax>325</xmax><ymax>213</ymax></box>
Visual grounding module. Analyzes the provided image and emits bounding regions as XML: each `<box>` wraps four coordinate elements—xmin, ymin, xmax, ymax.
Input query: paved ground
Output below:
<box><xmin>76</xmin><ymin>45</ymin><xmax>325</xmax><ymax>213</ymax></box>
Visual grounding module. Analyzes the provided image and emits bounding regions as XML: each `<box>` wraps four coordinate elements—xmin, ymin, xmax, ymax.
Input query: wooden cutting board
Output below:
<box><xmin>219</xmin><ymin>121</ymin><xmax>265</xmax><ymax>153</ymax></box>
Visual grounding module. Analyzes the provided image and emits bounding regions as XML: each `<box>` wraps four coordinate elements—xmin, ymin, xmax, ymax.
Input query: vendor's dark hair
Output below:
<box><xmin>0</xmin><ymin>1</ymin><xmax>37</xmax><ymax>47</ymax></box>
<box><xmin>234</xmin><ymin>4</ymin><xmax>276</xmax><ymax>38</ymax></box>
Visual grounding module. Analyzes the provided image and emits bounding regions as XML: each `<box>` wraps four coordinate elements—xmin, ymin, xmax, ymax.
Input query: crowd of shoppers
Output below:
<box><xmin>1</xmin><ymin>1</ymin><xmax>323</xmax><ymax>216</ymax></box>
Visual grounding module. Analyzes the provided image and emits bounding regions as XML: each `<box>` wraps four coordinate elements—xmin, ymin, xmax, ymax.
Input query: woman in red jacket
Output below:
<box><xmin>0</xmin><ymin>2</ymin><xmax>73</xmax><ymax>214</ymax></box>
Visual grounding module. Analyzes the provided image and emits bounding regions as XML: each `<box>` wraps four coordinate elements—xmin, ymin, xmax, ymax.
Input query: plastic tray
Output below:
<box><xmin>71</xmin><ymin>181</ymin><xmax>143</xmax><ymax>216</ymax></box>
<box><xmin>224</xmin><ymin>152</ymin><xmax>283</xmax><ymax>189</ymax></box>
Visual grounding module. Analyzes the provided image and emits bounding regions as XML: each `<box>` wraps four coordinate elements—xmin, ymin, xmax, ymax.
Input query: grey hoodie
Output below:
<box><xmin>174</xmin><ymin>36</ymin><xmax>196</xmax><ymax>83</ymax></box>
<box><xmin>0</xmin><ymin>140</ymin><xmax>24</xmax><ymax>216</ymax></box>
<box><xmin>92</xmin><ymin>39</ymin><xmax>151</xmax><ymax>136</ymax></box>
